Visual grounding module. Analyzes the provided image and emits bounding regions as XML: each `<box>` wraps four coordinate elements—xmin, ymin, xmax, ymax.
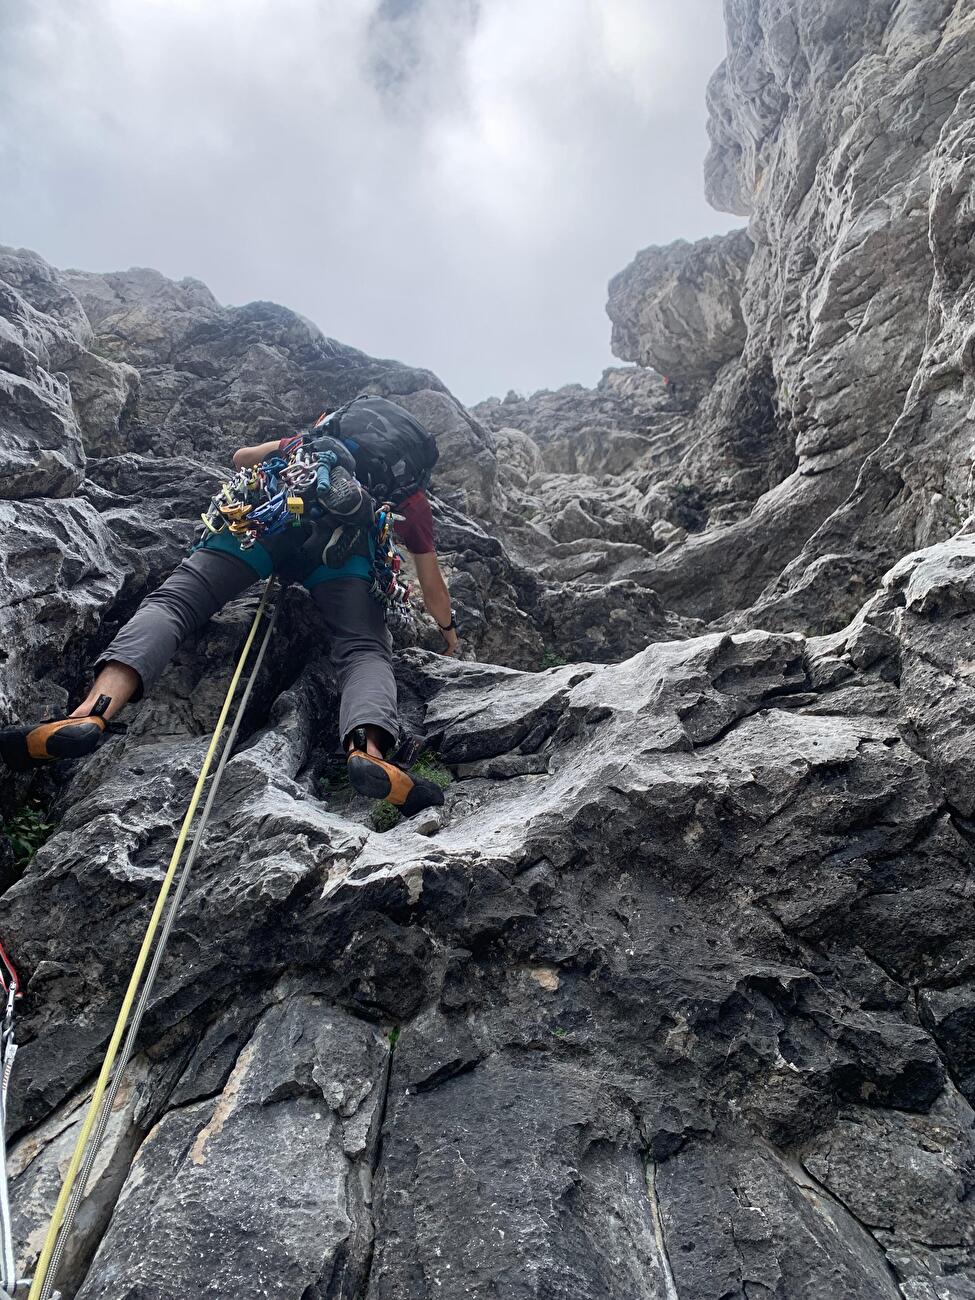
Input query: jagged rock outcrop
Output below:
<box><xmin>3</xmin><ymin>2</ymin><xmax>975</xmax><ymax>1297</ymax></box>
<box><xmin>473</xmin><ymin>371</ymin><xmax>709</xmax><ymax>643</ymax></box>
<box><xmin>591</xmin><ymin>0</ymin><xmax>975</xmax><ymax>642</ymax></box>
<box><xmin>474</xmin><ymin>366</ymin><xmax>682</xmax><ymax>477</ymax></box>
<box><xmin>6</xmin><ymin>535</ymin><xmax>975</xmax><ymax>1296</ymax></box>
<box><xmin>606</xmin><ymin>229</ymin><xmax>754</xmax><ymax>383</ymax></box>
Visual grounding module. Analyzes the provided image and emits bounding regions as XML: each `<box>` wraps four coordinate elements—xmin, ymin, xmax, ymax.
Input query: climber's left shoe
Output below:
<box><xmin>0</xmin><ymin>696</ymin><xmax>111</xmax><ymax>772</ymax></box>
<box><xmin>322</xmin><ymin>523</ymin><xmax>361</xmax><ymax>569</ymax></box>
<box><xmin>347</xmin><ymin>749</ymin><xmax>445</xmax><ymax>819</ymax></box>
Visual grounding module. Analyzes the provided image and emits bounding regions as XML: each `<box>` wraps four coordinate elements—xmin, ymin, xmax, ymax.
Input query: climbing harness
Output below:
<box><xmin>370</xmin><ymin>503</ymin><xmax>413</xmax><ymax>626</ymax></box>
<box><xmin>27</xmin><ymin>580</ymin><xmax>280</xmax><ymax>1300</ymax></box>
<box><xmin>200</xmin><ymin>438</ymin><xmax>331</xmax><ymax>550</ymax></box>
<box><xmin>0</xmin><ymin>941</ymin><xmax>22</xmax><ymax>1298</ymax></box>
<box><xmin>202</xmin><ymin>439</ymin><xmax>413</xmax><ymax>625</ymax></box>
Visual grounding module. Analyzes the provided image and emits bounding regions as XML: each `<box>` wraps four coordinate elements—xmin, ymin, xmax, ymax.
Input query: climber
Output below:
<box><xmin>302</xmin><ymin>395</ymin><xmax>459</xmax><ymax>657</ymax></box>
<box><xmin>663</xmin><ymin>375</ymin><xmax>679</xmax><ymax>407</ymax></box>
<box><xmin>0</xmin><ymin>403</ymin><xmax>457</xmax><ymax>818</ymax></box>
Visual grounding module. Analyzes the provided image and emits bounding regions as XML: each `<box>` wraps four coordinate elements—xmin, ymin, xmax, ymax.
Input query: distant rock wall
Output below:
<box><xmin>583</xmin><ymin>0</ymin><xmax>975</xmax><ymax>639</ymax></box>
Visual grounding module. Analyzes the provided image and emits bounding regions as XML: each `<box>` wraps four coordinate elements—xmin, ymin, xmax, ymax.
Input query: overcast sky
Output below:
<box><xmin>0</xmin><ymin>0</ymin><xmax>738</xmax><ymax>404</ymax></box>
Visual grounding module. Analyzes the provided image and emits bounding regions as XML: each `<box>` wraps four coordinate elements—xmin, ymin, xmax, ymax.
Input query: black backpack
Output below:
<box><xmin>313</xmin><ymin>396</ymin><xmax>439</xmax><ymax>506</ymax></box>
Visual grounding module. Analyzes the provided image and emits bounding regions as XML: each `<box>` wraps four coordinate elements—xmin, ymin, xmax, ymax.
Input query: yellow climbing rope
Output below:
<box><xmin>28</xmin><ymin>578</ymin><xmax>277</xmax><ymax>1300</ymax></box>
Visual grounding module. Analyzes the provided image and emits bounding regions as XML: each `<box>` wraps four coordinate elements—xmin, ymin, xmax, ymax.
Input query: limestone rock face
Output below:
<box><xmin>4</xmin><ymin>2</ymin><xmax>975</xmax><ymax>1296</ymax></box>
<box><xmin>607</xmin><ymin>229</ymin><xmax>754</xmax><ymax>382</ymax></box>
<box><xmin>644</xmin><ymin>0</ymin><xmax>975</xmax><ymax>633</ymax></box>
<box><xmin>6</xmin><ymin>541</ymin><xmax>975</xmax><ymax>1297</ymax></box>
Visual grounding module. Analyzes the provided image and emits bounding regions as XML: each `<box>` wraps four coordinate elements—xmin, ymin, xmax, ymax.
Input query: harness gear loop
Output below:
<box><xmin>370</xmin><ymin>503</ymin><xmax>412</xmax><ymax>624</ymax></box>
<box><xmin>200</xmin><ymin>443</ymin><xmax>333</xmax><ymax>550</ymax></box>
<box><xmin>28</xmin><ymin>578</ymin><xmax>279</xmax><ymax>1300</ymax></box>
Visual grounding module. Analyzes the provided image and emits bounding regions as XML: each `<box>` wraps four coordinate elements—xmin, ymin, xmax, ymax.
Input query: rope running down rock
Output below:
<box><xmin>28</xmin><ymin>578</ymin><xmax>279</xmax><ymax>1300</ymax></box>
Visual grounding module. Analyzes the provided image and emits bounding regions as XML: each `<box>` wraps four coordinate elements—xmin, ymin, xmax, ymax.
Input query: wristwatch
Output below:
<box><xmin>437</xmin><ymin>615</ymin><xmax>457</xmax><ymax>633</ymax></box>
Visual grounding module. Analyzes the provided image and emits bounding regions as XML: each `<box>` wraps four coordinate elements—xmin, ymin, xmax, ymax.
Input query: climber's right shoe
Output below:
<box><xmin>347</xmin><ymin>749</ymin><xmax>445</xmax><ymax>819</ymax></box>
<box><xmin>0</xmin><ymin>696</ymin><xmax>111</xmax><ymax>772</ymax></box>
<box><xmin>319</xmin><ymin>465</ymin><xmax>371</xmax><ymax>522</ymax></box>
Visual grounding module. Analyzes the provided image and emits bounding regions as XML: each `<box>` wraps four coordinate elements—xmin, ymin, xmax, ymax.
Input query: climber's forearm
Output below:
<box><xmin>232</xmin><ymin>439</ymin><xmax>285</xmax><ymax>469</ymax></box>
<box><xmin>413</xmin><ymin>553</ymin><xmax>459</xmax><ymax>655</ymax></box>
<box><xmin>423</xmin><ymin>580</ymin><xmax>452</xmax><ymax>629</ymax></box>
<box><xmin>413</xmin><ymin>553</ymin><xmax>452</xmax><ymax>625</ymax></box>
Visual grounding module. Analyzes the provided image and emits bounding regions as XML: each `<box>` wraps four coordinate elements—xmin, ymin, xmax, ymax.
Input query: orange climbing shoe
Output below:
<box><xmin>347</xmin><ymin>749</ymin><xmax>445</xmax><ymax>819</ymax></box>
<box><xmin>0</xmin><ymin>696</ymin><xmax>111</xmax><ymax>772</ymax></box>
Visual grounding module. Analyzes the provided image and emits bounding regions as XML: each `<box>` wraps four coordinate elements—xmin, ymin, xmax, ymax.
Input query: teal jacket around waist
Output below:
<box><xmin>194</xmin><ymin>521</ymin><xmax>373</xmax><ymax>590</ymax></box>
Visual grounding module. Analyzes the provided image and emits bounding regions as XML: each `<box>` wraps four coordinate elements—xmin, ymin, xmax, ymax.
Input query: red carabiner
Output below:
<box><xmin>0</xmin><ymin>938</ymin><xmax>21</xmax><ymax>998</ymax></box>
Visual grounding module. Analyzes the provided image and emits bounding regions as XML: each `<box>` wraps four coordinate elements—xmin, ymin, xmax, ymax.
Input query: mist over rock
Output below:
<box><xmin>2</xmin><ymin>2</ymin><xmax>975</xmax><ymax>1297</ymax></box>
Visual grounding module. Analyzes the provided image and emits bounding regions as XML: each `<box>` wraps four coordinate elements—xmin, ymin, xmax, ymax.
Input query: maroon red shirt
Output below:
<box><xmin>394</xmin><ymin>490</ymin><xmax>435</xmax><ymax>555</ymax></box>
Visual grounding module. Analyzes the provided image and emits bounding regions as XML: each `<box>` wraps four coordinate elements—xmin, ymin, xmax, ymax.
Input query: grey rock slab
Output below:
<box><xmin>368</xmin><ymin>1051</ymin><xmax>675</xmax><ymax>1300</ymax></box>
<box><xmin>75</xmin><ymin>996</ymin><xmax>390</xmax><ymax>1300</ymax></box>
<box><xmin>0</xmin><ymin>497</ymin><xmax>128</xmax><ymax>724</ymax></box>
<box><xmin>9</xmin><ymin>1059</ymin><xmax>150</xmax><ymax>1297</ymax></box>
<box><xmin>657</xmin><ymin>1134</ymin><xmax>908</xmax><ymax>1299</ymax></box>
<box><xmin>801</xmin><ymin>1091</ymin><xmax>975</xmax><ymax>1273</ymax></box>
<box><xmin>607</xmin><ymin>229</ymin><xmax>753</xmax><ymax>381</ymax></box>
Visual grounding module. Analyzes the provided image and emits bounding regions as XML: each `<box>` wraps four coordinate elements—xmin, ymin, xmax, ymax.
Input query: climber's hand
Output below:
<box><xmin>439</xmin><ymin>625</ymin><xmax>460</xmax><ymax>657</ymax></box>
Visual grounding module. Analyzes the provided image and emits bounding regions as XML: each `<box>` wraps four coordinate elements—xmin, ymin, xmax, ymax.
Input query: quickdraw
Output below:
<box><xmin>200</xmin><ymin>438</ymin><xmax>334</xmax><ymax>551</ymax></box>
<box><xmin>201</xmin><ymin>441</ymin><xmax>414</xmax><ymax>624</ymax></box>
<box><xmin>0</xmin><ymin>940</ymin><xmax>24</xmax><ymax>1297</ymax></box>
<box><xmin>371</xmin><ymin>504</ymin><xmax>413</xmax><ymax>626</ymax></box>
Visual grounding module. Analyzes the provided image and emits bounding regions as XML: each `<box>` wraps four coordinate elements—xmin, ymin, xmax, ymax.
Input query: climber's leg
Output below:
<box><xmin>69</xmin><ymin>663</ymin><xmax>142</xmax><ymax>723</ymax></box>
<box><xmin>307</xmin><ymin>576</ymin><xmax>399</xmax><ymax>747</ymax></box>
<box><xmin>308</xmin><ymin>575</ymin><xmax>444</xmax><ymax>818</ymax></box>
<box><xmin>90</xmin><ymin>548</ymin><xmax>259</xmax><ymax>703</ymax></box>
<box><xmin>0</xmin><ymin>549</ymin><xmax>257</xmax><ymax>771</ymax></box>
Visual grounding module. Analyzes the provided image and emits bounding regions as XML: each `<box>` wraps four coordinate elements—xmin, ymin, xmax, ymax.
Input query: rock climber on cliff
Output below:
<box><xmin>0</xmin><ymin>396</ymin><xmax>458</xmax><ymax>819</ymax></box>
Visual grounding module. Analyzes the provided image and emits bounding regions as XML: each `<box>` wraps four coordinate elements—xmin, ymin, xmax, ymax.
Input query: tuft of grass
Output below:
<box><xmin>4</xmin><ymin>802</ymin><xmax>56</xmax><ymax>866</ymax></box>
<box><xmin>539</xmin><ymin>647</ymin><xmax>569</xmax><ymax>671</ymax></box>
<box><xmin>370</xmin><ymin>751</ymin><xmax>452</xmax><ymax>832</ymax></box>
<box><xmin>371</xmin><ymin>801</ymin><xmax>402</xmax><ymax>833</ymax></box>
<box><xmin>388</xmin><ymin>1026</ymin><xmax>401</xmax><ymax>1049</ymax></box>
<box><xmin>411</xmin><ymin>751</ymin><xmax>453</xmax><ymax>790</ymax></box>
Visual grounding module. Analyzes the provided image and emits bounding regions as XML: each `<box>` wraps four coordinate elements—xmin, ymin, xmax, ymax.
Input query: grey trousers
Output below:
<box><xmin>97</xmin><ymin>550</ymin><xmax>398</xmax><ymax>744</ymax></box>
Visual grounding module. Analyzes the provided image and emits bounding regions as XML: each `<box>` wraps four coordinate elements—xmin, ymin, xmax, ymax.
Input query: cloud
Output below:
<box><xmin>0</xmin><ymin>0</ymin><xmax>738</xmax><ymax>403</ymax></box>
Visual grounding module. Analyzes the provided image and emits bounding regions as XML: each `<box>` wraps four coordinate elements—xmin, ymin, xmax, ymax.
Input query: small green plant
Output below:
<box><xmin>411</xmin><ymin>751</ymin><xmax>453</xmax><ymax>790</ymax></box>
<box><xmin>388</xmin><ymin>1026</ymin><xmax>401</xmax><ymax>1049</ymax></box>
<box><xmin>553</xmin><ymin>1026</ymin><xmax>568</xmax><ymax>1040</ymax></box>
<box><xmin>319</xmin><ymin>765</ymin><xmax>351</xmax><ymax>796</ymax></box>
<box><xmin>88</xmin><ymin>340</ymin><xmax>118</xmax><ymax>363</ymax></box>
<box><xmin>371</xmin><ymin>801</ymin><xmax>402</xmax><ymax>833</ymax></box>
<box><xmin>4</xmin><ymin>802</ymin><xmax>56</xmax><ymax>866</ymax></box>
<box><xmin>369</xmin><ymin>752</ymin><xmax>452</xmax><ymax>832</ymax></box>
<box><xmin>540</xmin><ymin>647</ymin><xmax>569</xmax><ymax>671</ymax></box>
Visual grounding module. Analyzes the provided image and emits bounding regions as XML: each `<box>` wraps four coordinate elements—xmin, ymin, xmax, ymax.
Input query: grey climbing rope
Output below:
<box><xmin>30</xmin><ymin>580</ymin><xmax>279</xmax><ymax>1300</ymax></box>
